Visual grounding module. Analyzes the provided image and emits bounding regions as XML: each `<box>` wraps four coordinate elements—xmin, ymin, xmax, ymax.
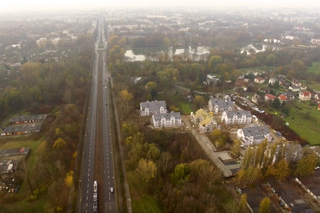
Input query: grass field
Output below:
<box><xmin>283</xmin><ymin>101</ymin><xmax>320</xmax><ymax>145</ymax></box>
<box><xmin>132</xmin><ymin>195</ymin><xmax>162</xmax><ymax>213</ymax></box>
<box><xmin>178</xmin><ymin>102</ymin><xmax>192</xmax><ymax>114</ymax></box>
<box><xmin>307</xmin><ymin>62</ymin><xmax>320</xmax><ymax>74</ymax></box>
<box><xmin>308</xmin><ymin>81</ymin><xmax>320</xmax><ymax>91</ymax></box>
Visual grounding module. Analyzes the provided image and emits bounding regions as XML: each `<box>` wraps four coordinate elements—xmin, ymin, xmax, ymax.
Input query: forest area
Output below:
<box><xmin>0</xmin><ymin>34</ymin><xmax>94</xmax><ymax>212</ymax></box>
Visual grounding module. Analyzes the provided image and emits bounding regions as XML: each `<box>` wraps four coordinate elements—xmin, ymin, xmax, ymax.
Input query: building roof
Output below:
<box><xmin>152</xmin><ymin>112</ymin><xmax>181</xmax><ymax>122</ymax></box>
<box><xmin>9</xmin><ymin>114</ymin><xmax>47</xmax><ymax>123</ymax></box>
<box><xmin>255</xmin><ymin>76</ymin><xmax>264</xmax><ymax>81</ymax></box>
<box><xmin>140</xmin><ymin>100</ymin><xmax>166</xmax><ymax>111</ymax></box>
<box><xmin>193</xmin><ymin>108</ymin><xmax>207</xmax><ymax>119</ymax></box>
<box><xmin>242</xmin><ymin>125</ymin><xmax>270</xmax><ymax>140</ymax></box>
<box><xmin>278</xmin><ymin>95</ymin><xmax>288</xmax><ymax>101</ymax></box>
<box><xmin>199</xmin><ymin>117</ymin><xmax>217</xmax><ymax>126</ymax></box>
<box><xmin>2</xmin><ymin>123</ymin><xmax>42</xmax><ymax>134</ymax></box>
<box><xmin>0</xmin><ymin>147</ymin><xmax>30</xmax><ymax>157</ymax></box>
<box><xmin>300</xmin><ymin>91</ymin><xmax>311</xmax><ymax>96</ymax></box>
<box><xmin>224</xmin><ymin>110</ymin><xmax>251</xmax><ymax>118</ymax></box>
<box><xmin>210</xmin><ymin>98</ymin><xmax>234</xmax><ymax>109</ymax></box>
<box><xmin>265</xmin><ymin>94</ymin><xmax>276</xmax><ymax>100</ymax></box>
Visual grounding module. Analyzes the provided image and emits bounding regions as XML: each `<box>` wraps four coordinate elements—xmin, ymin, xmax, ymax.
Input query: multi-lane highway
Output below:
<box><xmin>77</xmin><ymin>17</ymin><xmax>117</xmax><ymax>213</ymax></box>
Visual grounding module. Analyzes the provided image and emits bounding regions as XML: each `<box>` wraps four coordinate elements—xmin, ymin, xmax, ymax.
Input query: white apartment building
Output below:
<box><xmin>140</xmin><ymin>100</ymin><xmax>167</xmax><ymax>116</ymax></box>
<box><xmin>237</xmin><ymin>125</ymin><xmax>272</xmax><ymax>146</ymax></box>
<box><xmin>208</xmin><ymin>98</ymin><xmax>234</xmax><ymax>114</ymax></box>
<box><xmin>221</xmin><ymin>111</ymin><xmax>252</xmax><ymax>125</ymax></box>
<box><xmin>151</xmin><ymin>112</ymin><xmax>182</xmax><ymax>128</ymax></box>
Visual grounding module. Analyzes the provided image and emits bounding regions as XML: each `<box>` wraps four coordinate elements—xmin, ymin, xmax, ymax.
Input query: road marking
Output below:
<box><xmin>86</xmin><ymin>196</ymin><xmax>88</xmax><ymax>200</ymax></box>
<box><xmin>87</xmin><ymin>190</ymin><xmax>88</xmax><ymax>193</ymax></box>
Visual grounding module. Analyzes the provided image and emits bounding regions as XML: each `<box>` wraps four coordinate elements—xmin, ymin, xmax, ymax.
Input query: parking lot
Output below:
<box><xmin>297</xmin><ymin>170</ymin><xmax>320</xmax><ymax>205</ymax></box>
<box><xmin>268</xmin><ymin>179</ymin><xmax>313</xmax><ymax>212</ymax></box>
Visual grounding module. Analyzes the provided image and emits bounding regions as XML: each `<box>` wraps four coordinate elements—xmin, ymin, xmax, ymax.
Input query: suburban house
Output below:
<box><xmin>131</xmin><ymin>76</ymin><xmax>142</xmax><ymax>84</ymax></box>
<box><xmin>221</xmin><ymin>111</ymin><xmax>252</xmax><ymax>125</ymax></box>
<box><xmin>206</xmin><ymin>74</ymin><xmax>220</xmax><ymax>85</ymax></box>
<box><xmin>237</xmin><ymin>125</ymin><xmax>272</xmax><ymax>146</ymax></box>
<box><xmin>281</xmin><ymin>92</ymin><xmax>296</xmax><ymax>100</ymax></box>
<box><xmin>299</xmin><ymin>91</ymin><xmax>311</xmax><ymax>101</ymax></box>
<box><xmin>289</xmin><ymin>85</ymin><xmax>300</xmax><ymax>92</ymax></box>
<box><xmin>190</xmin><ymin>108</ymin><xmax>217</xmax><ymax>133</ymax></box>
<box><xmin>234</xmin><ymin>78</ymin><xmax>250</xmax><ymax>87</ymax></box>
<box><xmin>254</xmin><ymin>76</ymin><xmax>265</xmax><ymax>84</ymax></box>
<box><xmin>268</xmin><ymin>77</ymin><xmax>277</xmax><ymax>85</ymax></box>
<box><xmin>251</xmin><ymin>94</ymin><xmax>260</xmax><ymax>103</ymax></box>
<box><xmin>264</xmin><ymin>94</ymin><xmax>276</xmax><ymax>102</ymax></box>
<box><xmin>314</xmin><ymin>93</ymin><xmax>320</xmax><ymax>100</ymax></box>
<box><xmin>140</xmin><ymin>100</ymin><xmax>167</xmax><ymax>116</ymax></box>
<box><xmin>311</xmin><ymin>39</ymin><xmax>320</xmax><ymax>45</ymax></box>
<box><xmin>278</xmin><ymin>95</ymin><xmax>288</xmax><ymax>103</ymax></box>
<box><xmin>9</xmin><ymin>114</ymin><xmax>47</xmax><ymax>125</ymax></box>
<box><xmin>208</xmin><ymin>98</ymin><xmax>234</xmax><ymax>114</ymax></box>
<box><xmin>151</xmin><ymin>112</ymin><xmax>182</xmax><ymax>128</ymax></box>
<box><xmin>292</xmin><ymin>79</ymin><xmax>302</xmax><ymax>87</ymax></box>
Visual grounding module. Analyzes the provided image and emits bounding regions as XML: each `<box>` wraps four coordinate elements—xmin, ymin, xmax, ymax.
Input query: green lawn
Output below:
<box><xmin>178</xmin><ymin>102</ymin><xmax>192</xmax><ymax>114</ymax></box>
<box><xmin>132</xmin><ymin>195</ymin><xmax>162</xmax><ymax>213</ymax></box>
<box><xmin>308</xmin><ymin>81</ymin><xmax>320</xmax><ymax>91</ymax></box>
<box><xmin>283</xmin><ymin>101</ymin><xmax>320</xmax><ymax>145</ymax></box>
<box><xmin>307</xmin><ymin>62</ymin><xmax>320</xmax><ymax>74</ymax></box>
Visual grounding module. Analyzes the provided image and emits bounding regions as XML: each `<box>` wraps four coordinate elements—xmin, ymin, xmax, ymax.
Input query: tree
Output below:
<box><xmin>127</xmin><ymin>158</ymin><xmax>157</xmax><ymax>196</ymax></box>
<box><xmin>266</xmin><ymin>158</ymin><xmax>290</xmax><ymax>181</ymax></box>
<box><xmin>194</xmin><ymin>95</ymin><xmax>205</xmax><ymax>108</ymax></box>
<box><xmin>146</xmin><ymin>144</ymin><xmax>160</xmax><ymax>161</ymax></box>
<box><xmin>170</xmin><ymin>163</ymin><xmax>189</xmax><ymax>185</ymax></box>
<box><xmin>52</xmin><ymin>138</ymin><xmax>67</xmax><ymax>150</ymax></box>
<box><xmin>265</xmin><ymin>54</ymin><xmax>275</xmax><ymax>66</ymax></box>
<box><xmin>272</xmin><ymin>98</ymin><xmax>281</xmax><ymax>109</ymax></box>
<box><xmin>231</xmin><ymin>139</ymin><xmax>241</xmax><ymax>157</ymax></box>
<box><xmin>160</xmin><ymin>152</ymin><xmax>171</xmax><ymax>174</ymax></box>
<box><xmin>295</xmin><ymin>153</ymin><xmax>317</xmax><ymax>177</ymax></box>
<box><xmin>6</xmin><ymin>89</ymin><xmax>24</xmax><ymax>111</ymax></box>
<box><xmin>208</xmin><ymin>55</ymin><xmax>222</xmax><ymax>68</ymax></box>
<box><xmin>18</xmin><ymin>160</ymin><xmax>34</xmax><ymax>196</ymax></box>
<box><xmin>259</xmin><ymin>197</ymin><xmax>271</xmax><ymax>213</ymax></box>
<box><xmin>118</xmin><ymin>89</ymin><xmax>133</xmax><ymax>116</ymax></box>
<box><xmin>145</xmin><ymin>81</ymin><xmax>157</xmax><ymax>92</ymax></box>
<box><xmin>239</xmin><ymin>193</ymin><xmax>248</xmax><ymax>212</ymax></box>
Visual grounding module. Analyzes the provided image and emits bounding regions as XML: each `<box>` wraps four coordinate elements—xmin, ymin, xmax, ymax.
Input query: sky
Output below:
<box><xmin>1</xmin><ymin>0</ymin><xmax>320</xmax><ymax>13</ymax></box>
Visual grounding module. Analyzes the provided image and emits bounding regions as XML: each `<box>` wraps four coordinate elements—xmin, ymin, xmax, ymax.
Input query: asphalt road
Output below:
<box><xmin>78</xmin><ymin>18</ymin><xmax>117</xmax><ymax>213</ymax></box>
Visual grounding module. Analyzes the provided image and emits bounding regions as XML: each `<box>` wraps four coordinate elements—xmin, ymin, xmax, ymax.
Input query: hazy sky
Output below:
<box><xmin>1</xmin><ymin>0</ymin><xmax>320</xmax><ymax>12</ymax></box>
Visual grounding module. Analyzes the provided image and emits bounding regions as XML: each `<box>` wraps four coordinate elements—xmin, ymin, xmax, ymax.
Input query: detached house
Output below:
<box><xmin>264</xmin><ymin>94</ymin><xmax>276</xmax><ymax>102</ymax></box>
<box><xmin>299</xmin><ymin>91</ymin><xmax>311</xmax><ymax>101</ymax></box>
<box><xmin>268</xmin><ymin>77</ymin><xmax>277</xmax><ymax>85</ymax></box>
<box><xmin>289</xmin><ymin>85</ymin><xmax>300</xmax><ymax>92</ymax></box>
<box><xmin>208</xmin><ymin>98</ymin><xmax>234</xmax><ymax>114</ymax></box>
<box><xmin>254</xmin><ymin>77</ymin><xmax>265</xmax><ymax>84</ymax></box>
<box><xmin>190</xmin><ymin>109</ymin><xmax>217</xmax><ymax>133</ymax></box>
<box><xmin>237</xmin><ymin>125</ymin><xmax>272</xmax><ymax>146</ymax></box>
<box><xmin>140</xmin><ymin>100</ymin><xmax>167</xmax><ymax>116</ymax></box>
<box><xmin>221</xmin><ymin>111</ymin><xmax>252</xmax><ymax>125</ymax></box>
<box><xmin>151</xmin><ymin>112</ymin><xmax>182</xmax><ymax>128</ymax></box>
<box><xmin>278</xmin><ymin>95</ymin><xmax>288</xmax><ymax>103</ymax></box>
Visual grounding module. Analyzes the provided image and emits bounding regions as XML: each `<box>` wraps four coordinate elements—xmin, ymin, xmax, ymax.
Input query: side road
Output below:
<box><xmin>110</xmin><ymin>75</ymin><xmax>133</xmax><ymax>213</ymax></box>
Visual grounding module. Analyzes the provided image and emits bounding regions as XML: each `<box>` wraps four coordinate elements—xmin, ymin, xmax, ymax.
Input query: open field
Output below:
<box><xmin>178</xmin><ymin>102</ymin><xmax>193</xmax><ymax>114</ymax></box>
<box><xmin>307</xmin><ymin>62</ymin><xmax>320</xmax><ymax>74</ymax></box>
<box><xmin>308</xmin><ymin>81</ymin><xmax>320</xmax><ymax>91</ymax></box>
<box><xmin>239</xmin><ymin>66</ymin><xmax>276</xmax><ymax>73</ymax></box>
<box><xmin>132</xmin><ymin>195</ymin><xmax>162</xmax><ymax>213</ymax></box>
<box><xmin>282</xmin><ymin>101</ymin><xmax>320</xmax><ymax>145</ymax></box>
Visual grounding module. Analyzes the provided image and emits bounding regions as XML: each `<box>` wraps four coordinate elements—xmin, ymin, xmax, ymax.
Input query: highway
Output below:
<box><xmin>77</xmin><ymin>17</ymin><xmax>117</xmax><ymax>213</ymax></box>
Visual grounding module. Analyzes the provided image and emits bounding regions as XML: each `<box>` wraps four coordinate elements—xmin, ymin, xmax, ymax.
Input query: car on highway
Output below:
<box><xmin>110</xmin><ymin>187</ymin><xmax>114</xmax><ymax>193</ymax></box>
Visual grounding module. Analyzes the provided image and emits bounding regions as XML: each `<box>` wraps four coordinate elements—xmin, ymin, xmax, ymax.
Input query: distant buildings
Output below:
<box><xmin>151</xmin><ymin>112</ymin><xmax>182</xmax><ymax>128</ymax></box>
<box><xmin>140</xmin><ymin>100</ymin><xmax>167</xmax><ymax>116</ymax></box>
<box><xmin>237</xmin><ymin>125</ymin><xmax>272</xmax><ymax>146</ymax></box>
<box><xmin>264</xmin><ymin>94</ymin><xmax>276</xmax><ymax>102</ymax></box>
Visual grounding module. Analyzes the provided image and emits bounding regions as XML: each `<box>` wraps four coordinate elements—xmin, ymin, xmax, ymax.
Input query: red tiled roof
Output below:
<box><xmin>278</xmin><ymin>95</ymin><xmax>288</xmax><ymax>101</ymax></box>
<box><xmin>265</xmin><ymin>94</ymin><xmax>276</xmax><ymax>99</ymax></box>
<box><xmin>301</xmin><ymin>91</ymin><xmax>311</xmax><ymax>96</ymax></box>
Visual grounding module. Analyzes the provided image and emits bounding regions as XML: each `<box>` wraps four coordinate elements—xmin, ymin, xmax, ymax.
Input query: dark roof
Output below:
<box><xmin>140</xmin><ymin>100</ymin><xmax>166</xmax><ymax>111</ymax></box>
<box><xmin>2</xmin><ymin>123</ymin><xmax>42</xmax><ymax>134</ymax></box>
<box><xmin>9</xmin><ymin>114</ymin><xmax>47</xmax><ymax>123</ymax></box>
<box><xmin>152</xmin><ymin>112</ymin><xmax>181</xmax><ymax>122</ymax></box>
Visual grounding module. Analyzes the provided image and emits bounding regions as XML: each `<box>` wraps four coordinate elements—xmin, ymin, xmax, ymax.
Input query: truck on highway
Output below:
<box><xmin>93</xmin><ymin>192</ymin><xmax>97</xmax><ymax>202</ymax></box>
<box><xmin>93</xmin><ymin>181</ymin><xmax>97</xmax><ymax>193</ymax></box>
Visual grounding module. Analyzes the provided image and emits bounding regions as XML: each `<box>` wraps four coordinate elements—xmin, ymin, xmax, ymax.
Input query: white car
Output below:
<box><xmin>110</xmin><ymin>187</ymin><xmax>114</xmax><ymax>193</ymax></box>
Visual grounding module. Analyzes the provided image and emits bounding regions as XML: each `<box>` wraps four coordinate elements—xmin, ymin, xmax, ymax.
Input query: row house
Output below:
<box><xmin>140</xmin><ymin>100</ymin><xmax>167</xmax><ymax>116</ymax></box>
<box><xmin>237</xmin><ymin>125</ymin><xmax>272</xmax><ymax>146</ymax></box>
<box><xmin>9</xmin><ymin>114</ymin><xmax>47</xmax><ymax>125</ymax></box>
<box><xmin>208</xmin><ymin>98</ymin><xmax>234</xmax><ymax>114</ymax></box>
<box><xmin>151</xmin><ymin>112</ymin><xmax>182</xmax><ymax>128</ymax></box>
<box><xmin>221</xmin><ymin>111</ymin><xmax>252</xmax><ymax>125</ymax></box>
